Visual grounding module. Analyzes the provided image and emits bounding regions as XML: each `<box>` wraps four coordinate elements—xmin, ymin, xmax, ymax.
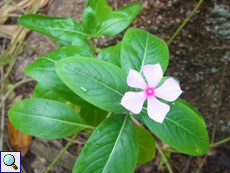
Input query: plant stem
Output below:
<box><xmin>131</xmin><ymin>116</ymin><xmax>142</xmax><ymax>127</ymax></box>
<box><xmin>160</xmin><ymin>147</ymin><xmax>181</xmax><ymax>153</ymax></box>
<box><xmin>106</xmin><ymin>112</ymin><xmax>112</xmax><ymax>118</ymax></box>
<box><xmin>133</xmin><ymin>114</ymin><xmax>173</xmax><ymax>172</ymax></box>
<box><xmin>44</xmin><ymin>133</ymin><xmax>78</xmax><ymax>173</ymax></box>
<box><xmin>209</xmin><ymin>136</ymin><xmax>230</xmax><ymax>148</ymax></box>
<box><xmin>91</xmin><ymin>37</ymin><xmax>95</xmax><ymax>56</ymax></box>
<box><xmin>167</xmin><ymin>0</ymin><xmax>204</xmax><ymax>45</ymax></box>
<box><xmin>155</xmin><ymin>142</ymin><xmax>173</xmax><ymax>173</ymax></box>
<box><xmin>95</xmin><ymin>48</ymin><xmax>102</xmax><ymax>53</ymax></box>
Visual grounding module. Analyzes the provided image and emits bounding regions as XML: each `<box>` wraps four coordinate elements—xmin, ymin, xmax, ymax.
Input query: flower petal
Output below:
<box><xmin>127</xmin><ymin>69</ymin><xmax>147</xmax><ymax>90</ymax></box>
<box><xmin>121</xmin><ymin>91</ymin><xmax>147</xmax><ymax>114</ymax></box>
<box><xmin>143</xmin><ymin>63</ymin><xmax>163</xmax><ymax>88</ymax></box>
<box><xmin>147</xmin><ymin>96</ymin><xmax>170</xmax><ymax>123</ymax></box>
<box><xmin>154</xmin><ymin>78</ymin><xmax>183</xmax><ymax>101</ymax></box>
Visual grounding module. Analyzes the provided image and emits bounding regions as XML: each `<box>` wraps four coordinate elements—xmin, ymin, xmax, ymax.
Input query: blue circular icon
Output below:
<box><xmin>3</xmin><ymin>154</ymin><xmax>15</xmax><ymax>166</ymax></box>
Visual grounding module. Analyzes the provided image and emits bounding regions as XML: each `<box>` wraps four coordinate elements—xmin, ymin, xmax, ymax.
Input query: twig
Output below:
<box><xmin>182</xmin><ymin>156</ymin><xmax>192</xmax><ymax>173</ymax></box>
<box><xmin>8</xmin><ymin>0</ymin><xmax>27</xmax><ymax>14</ymax></box>
<box><xmin>156</xmin><ymin>142</ymin><xmax>173</xmax><ymax>173</ymax></box>
<box><xmin>0</xmin><ymin>78</ymin><xmax>35</xmax><ymax>110</ymax></box>
<box><xmin>2</xmin><ymin>28</ymin><xmax>29</xmax><ymax>82</ymax></box>
<box><xmin>30</xmin><ymin>0</ymin><xmax>41</xmax><ymax>14</ymax></box>
<box><xmin>44</xmin><ymin>133</ymin><xmax>78</xmax><ymax>173</ymax></box>
<box><xmin>43</xmin><ymin>35</ymin><xmax>58</xmax><ymax>50</ymax></box>
<box><xmin>0</xmin><ymin>33</ymin><xmax>12</xmax><ymax>39</ymax></box>
<box><xmin>0</xmin><ymin>27</ymin><xmax>23</xmax><ymax>58</ymax></box>
<box><xmin>1</xmin><ymin>0</ymin><xmax>42</xmax><ymax>83</ymax></box>
<box><xmin>0</xmin><ymin>14</ymin><xmax>21</xmax><ymax>18</ymax></box>
<box><xmin>0</xmin><ymin>102</ymin><xmax>5</xmax><ymax>151</ymax></box>
<box><xmin>22</xmin><ymin>42</ymin><xmax>44</xmax><ymax>56</ymax></box>
<box><xmin>167</xmin><ymin>0</ymin><xmax>204</xmax><ymax>45</ymax></box>
<box><xmin>196</xmin><ymin>155</ymin><xmax>207</xmax><ymax>173</ymax></box>
<box><xmin>2</xmin><ymin>37</ymin><xmax>7</xmax><ymax>54</ymax></box>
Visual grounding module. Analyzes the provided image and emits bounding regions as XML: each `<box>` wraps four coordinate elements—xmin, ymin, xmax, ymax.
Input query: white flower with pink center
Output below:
<box><xmin>121</xmin><ymin>63</ymin><xmax>183</xmax><ymax>123</ymax></box>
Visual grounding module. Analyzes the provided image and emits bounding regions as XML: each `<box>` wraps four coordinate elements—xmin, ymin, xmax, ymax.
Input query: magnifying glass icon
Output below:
<box><xmin>3</xmin><ymin>154</ymin><xmax>18</xmax><ymax>170</ymax></box>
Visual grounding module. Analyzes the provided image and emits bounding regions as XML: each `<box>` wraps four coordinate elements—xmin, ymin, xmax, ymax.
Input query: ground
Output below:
<box><xmin>2</xmin><ymin>0</ymin><xmax>230</xmax><ymax>172</ymax></box>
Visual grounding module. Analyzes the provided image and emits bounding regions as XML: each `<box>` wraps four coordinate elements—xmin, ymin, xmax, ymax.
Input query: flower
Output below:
<box><xmin>121</xmin><ymin>63</ymin><xmax>183</xmax><ymax>123</ymax></box>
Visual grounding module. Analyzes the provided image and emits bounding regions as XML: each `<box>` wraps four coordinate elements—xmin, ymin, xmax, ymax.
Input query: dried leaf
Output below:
<box><xmin>0</xmin><ymin>0</ymin><xmax>50</xmax><ymax>23</ymax></box>
<box><xmin>39</xmin><ymin>0</ymin><xmax>50</xmax><ymax>8</ymax></box>
<box><xmin>0</xmin><ymin>25</ymin><xmax>21</xmax><ymax>37</ymax></box>
<box><xmin>8</xmin><ymin>119</ymin><xmax>32</xmax><ymax>157</ymax></box>
<box><xmin>0</xmin><ymin>0</ymin><xmax>35</xmax><ymax>23</ymax></box>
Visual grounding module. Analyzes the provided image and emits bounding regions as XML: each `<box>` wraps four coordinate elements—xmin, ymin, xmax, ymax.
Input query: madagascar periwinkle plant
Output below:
<box><xmin>8</xmin><ymin>0</ymin><xmax>209</xmax><ymax>172</ymax></box>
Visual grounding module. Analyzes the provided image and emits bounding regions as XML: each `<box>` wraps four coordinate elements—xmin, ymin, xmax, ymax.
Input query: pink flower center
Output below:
<box><xmin>146</xmin><ymin>88</ymin><xmax>154</xmax><ymax>96</ymax></box>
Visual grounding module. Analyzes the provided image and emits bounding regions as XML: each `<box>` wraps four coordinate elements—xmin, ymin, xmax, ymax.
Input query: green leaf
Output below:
<box><xmin>97</xmin><ymin>42</ymin><xmax>121</xmax><ymax>67</ymax></box>
<box><xmin>134</xmin><ymin>126</ymin><xmax>156</xmax><ymax>164</ymax></box>
<box><xmin>66</xmin><ymin>102</ymin><xmax>81</xmax><ymax>113</ymax></box>
<box><xmin>93</xmin><ymin>2</ymin><xmax>142</xmax><ymax>37</ymax></box>
<box><xmin>121</xmin><ymin>28</ymin><xmax>169</xmax><ymax>74</ymax></box>
<box><xmin>18</xmin><ymin>14</ymin><xmax>88</xmax><ymax>42</ymax></box>
<box><xmin>56</xmin><ymin>37</ymin><xmax>91</xmax><ymax>52</ymax></box>
<box><xmin>86</xmin><ymin>0</ymin><xmax>112</xmax><ymax>25</ymax></box>
<box><xmin>82</xmin><ymin>6</ymin><xmax>97</xmax><ymax>34</ymax></box>
<box><xmin>72</xmin><ymin>37</ymin><xmax>92</xmax><ymax>52</ymax></box>
<box><xmin>140</xmin><ymin>98</ymin><xmax>209</xmax><ymax>156</ymax></box>
<box><xmin>32</xmin><ymin>83</ymin><xmax>66</xmax><ymax>103</ymax></box>
<box><xmin>56</xmin><ymin>39</ymin><xmax>71</xmax><ymax>48</ymax></box>
<box><xmin>56</xmin><ymin>57</ymin><xmax>129</xmax><ymax>113</ymax></box>
<box><xmin>24</xmin><ymin>46</ymin><xmax>97</xmax><ymax>109</ymax></box>
<box><xmin>8</xmin><ymin>98</ymin><xmax>92</xmax><ymax>139</ymax></box>
<box><xmin>73</xmin><ymin>114</ymin><xmax>138</xmax><ymax>173</ymax></box>
<box><xmin>80</xmin><ymin>108</ymin><xmax>108</xmax><ymax>127</ymax></box>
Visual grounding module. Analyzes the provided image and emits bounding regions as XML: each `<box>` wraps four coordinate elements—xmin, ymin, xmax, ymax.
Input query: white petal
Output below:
<box><xmin>121</xmin><ymin>91</ymin><xmax>147</xmax><ymax>114</ymax></box>
<box><xmin>127</xmin><ymin>69</ymin><xmax>147</xmax><ymax>90</ymax></box>
<box><xmin>147</xmin><ymin>96</ymin><xmax>170</xmax><ymax>123</ymax></box>
<box><xmin>155</xmin><ymin>78</ymin><xmax>183</xmax><ymax>101</ymax></box>
<box><xmin>143</xmin><ymin>64</ymin><xmax>163</xmax><ymax>88</ymax></box>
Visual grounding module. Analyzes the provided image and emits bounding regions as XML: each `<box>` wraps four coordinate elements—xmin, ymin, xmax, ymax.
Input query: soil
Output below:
<box><xmin>2</xmin><ymin>0</ymin><xmax>230</xmax><ymax>172</ymax></box>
